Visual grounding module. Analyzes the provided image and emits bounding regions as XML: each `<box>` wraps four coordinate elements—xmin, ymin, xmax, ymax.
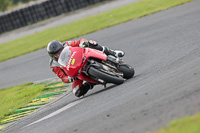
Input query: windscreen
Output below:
<box><xmin>58</xmin><ymin>47</ymin><xmax>71</xmax><ymax>67</ymax></box>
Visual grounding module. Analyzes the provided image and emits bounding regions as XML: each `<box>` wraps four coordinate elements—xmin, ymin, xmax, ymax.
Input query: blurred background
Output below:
<box><xmin>0</xmin><ymin>0</ymin><xmax>109</xmax><ymax>34</ymax></box>
<box><xmin>0</xmin><ymin>0</ymin><xmax>46</xmax><ymax>12</ymax></box>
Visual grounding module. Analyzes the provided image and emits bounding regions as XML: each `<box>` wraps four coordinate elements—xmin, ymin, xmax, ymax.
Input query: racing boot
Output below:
<box><xmin>74</xmin><ymin>82</ymin><xmax>95</xmax><ymax>97</ymax></box>
<box><xmin>102</xmin><ymin>46</ymin><xmax>125</xmax><ymax>58</ymax></box>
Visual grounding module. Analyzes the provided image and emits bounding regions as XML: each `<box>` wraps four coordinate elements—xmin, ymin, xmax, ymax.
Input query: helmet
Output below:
<box><xmin>47</xmin><ymin>40</ymin><xmax>64</xmax><ymax>61</ymax></box>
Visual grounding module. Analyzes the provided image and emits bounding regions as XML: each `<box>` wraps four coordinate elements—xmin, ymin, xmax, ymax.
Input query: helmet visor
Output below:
<box><xmin>49</xmin><ymin>48</ymin><xmax>63</xmax><ymax>61</ymax></box>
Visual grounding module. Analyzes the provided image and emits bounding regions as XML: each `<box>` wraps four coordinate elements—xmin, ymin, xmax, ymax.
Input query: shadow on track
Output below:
<box><xmin>83</xmin><ymin>74</ymin><xmax>141</xmax><ymax>98</ymax></box>
<box><xmin>59</xmin><ymin>74</ymin><xmax>141</xmax><ymax>107</ymax></box>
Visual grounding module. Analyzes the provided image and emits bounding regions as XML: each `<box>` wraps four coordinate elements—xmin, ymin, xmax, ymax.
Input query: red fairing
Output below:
<box><xmin>72</xmin><ymin>79</ymin><xmax>83</xmax><ymax>89</ymax></box>
<box><xmin>84</xmin><ymin>48</ymin><xmax>107</xmax><ymax>61</ymax></box>
<box><xmin>64</xmin><ymin>47</ymin><xmax>107</xmax><ymax>83</ymax></box>
<box><xmin>65</xmin><ymin>47</ymin><xmax>84</xmax><ymax>77</ymax></box>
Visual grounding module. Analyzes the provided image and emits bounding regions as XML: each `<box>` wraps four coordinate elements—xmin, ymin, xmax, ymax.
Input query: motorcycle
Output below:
<box><xmin>58</xmin><ymin>46</ymin><xmax>135</xmax><ymax>90</ymax></box>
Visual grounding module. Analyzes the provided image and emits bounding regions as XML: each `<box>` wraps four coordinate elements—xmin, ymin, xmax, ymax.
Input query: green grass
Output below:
<box><xmin>0</xmin><ymin>0</ymin><xmax>194</xmax><ymax>62</ymax></box>
<box><xmin>156</xmin><ymin>113</ymin><xmax>200</xmax><ymax>133</ymax></box>
<box><xmin>0</xmin><ymin>83</ymin><xmax>49</xmax><ymax>122</ymax></box>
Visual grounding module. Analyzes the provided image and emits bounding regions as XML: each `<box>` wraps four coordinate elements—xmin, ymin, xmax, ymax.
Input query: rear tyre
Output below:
<box><xmin>88</xmin><ymin>66</ymin><xmax>124</xmax><ymax>85</ymax></box>
<box><xmin>117</xmin><ymin>64</ymin><xmax>135</xmax><ymax>79</ymax></box>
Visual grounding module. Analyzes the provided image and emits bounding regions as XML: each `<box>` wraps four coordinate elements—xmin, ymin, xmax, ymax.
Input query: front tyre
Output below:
<box><xmin>117</xmin><ymin>64</ymin><xmax>135</xmax><ymax>79</ymax></box>
<box><xmin>88</xmin><ymin>66</ymin><xmax>124</xmax><ymax>85</ymax></box>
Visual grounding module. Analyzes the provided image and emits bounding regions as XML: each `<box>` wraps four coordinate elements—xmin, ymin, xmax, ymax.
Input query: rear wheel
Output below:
<box><xmin>117</xmin><ymin>64</ymin><xmax>135</xmax><ymax>79</ymax></box>
<box><xmin>88</xmin><ymin>66</ymin><xmax>124</xmax><ymax>85</ymax></box>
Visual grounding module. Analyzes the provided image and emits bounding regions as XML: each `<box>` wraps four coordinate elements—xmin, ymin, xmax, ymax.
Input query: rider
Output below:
<box><xmin>47</xmin><ymin>38</ymin><xmax>124</xmax><ymax>97</ymax></box>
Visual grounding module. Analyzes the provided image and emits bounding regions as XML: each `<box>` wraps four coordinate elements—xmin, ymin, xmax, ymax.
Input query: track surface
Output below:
<box><xmin>2</xmin><ymin>1</ymin><xmax>200</xmax><ymax>133</ymax></box>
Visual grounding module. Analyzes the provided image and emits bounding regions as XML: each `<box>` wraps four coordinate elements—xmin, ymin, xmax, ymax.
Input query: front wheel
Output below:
<box><xmin>88</xmin><ymin>66</ymin><xmax>124</xmax><ymax>85</ymax></box>
<box><xmin>117</xmin><ymin>64</ymin><xmax>135</xmax><ymax>79</ymax></box>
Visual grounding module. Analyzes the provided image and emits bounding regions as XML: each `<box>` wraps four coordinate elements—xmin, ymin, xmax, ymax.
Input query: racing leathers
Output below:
<box><xmin>49</xmin><ymin>38</ymin><xmax>124</xmax><ymax>97</ymax></box>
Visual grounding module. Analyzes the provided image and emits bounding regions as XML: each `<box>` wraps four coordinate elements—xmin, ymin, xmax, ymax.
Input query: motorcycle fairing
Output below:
<box><xmin>59</xmin><ymin>47</ymin><xmax>107</xmax><ymax>84</ymax></box>
<box><xmin>72</xmin><ymin>79</ymin><xmax>83</xmax><ymax>91</ymax></box>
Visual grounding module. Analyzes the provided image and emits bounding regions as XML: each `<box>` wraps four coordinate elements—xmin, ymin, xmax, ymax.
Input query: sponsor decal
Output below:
<box><xmin>71</xmin><ymin>58</ymin><xmax>75</xmax><ymax>65</ymax></box>
<box><xmin>67</xmin><ymin>51</ymin><xmax>77</xmax><ymax>70</ymax></box>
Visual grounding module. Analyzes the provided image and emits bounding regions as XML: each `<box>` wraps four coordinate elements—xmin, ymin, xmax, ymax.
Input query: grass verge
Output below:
<box><xmin>156</xmin><ymin>113</ymin><xmax>200</xmax><ymax>133</ymax></box>
<box><xmin>0</xmin><ymin>0</ymin><xmax>194</xmax><ymax>62</ymax></box>
<box><xmin>0</xmin><ymin>83</ymin><xmax>49</xmax><ymax>122</ymax></box>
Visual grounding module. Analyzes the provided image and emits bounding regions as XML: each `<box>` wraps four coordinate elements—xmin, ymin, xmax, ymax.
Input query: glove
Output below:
<box><xmin>79</xmin><ymin>41</ymin><xmax>89</xmax><ymax>48</ymax></box>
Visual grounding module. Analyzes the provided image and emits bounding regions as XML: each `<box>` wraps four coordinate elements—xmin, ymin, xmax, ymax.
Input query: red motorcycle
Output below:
<box><xmin>58</xmin><ymin>47</ymin><xmax>135</xmax><ymax>90</ymax></box>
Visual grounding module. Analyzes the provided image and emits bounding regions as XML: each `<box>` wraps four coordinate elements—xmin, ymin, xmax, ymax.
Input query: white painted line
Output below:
<box><xmin>23</xmin><ymin>99</ymin><xmax>84</xmax><ymax>128</ymax></box>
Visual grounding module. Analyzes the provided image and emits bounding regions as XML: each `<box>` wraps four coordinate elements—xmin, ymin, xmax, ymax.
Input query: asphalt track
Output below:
<box><xmin>1</xmin><ymin>0</ymin><xmax>200</xmax><ymax>133</ymax></box>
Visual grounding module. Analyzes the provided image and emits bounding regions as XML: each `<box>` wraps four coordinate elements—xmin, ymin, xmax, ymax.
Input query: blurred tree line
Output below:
<box><xmin>0</xmin><ymin>0</ymin><xmax>35</xmax><ymax>12</ymax></box>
